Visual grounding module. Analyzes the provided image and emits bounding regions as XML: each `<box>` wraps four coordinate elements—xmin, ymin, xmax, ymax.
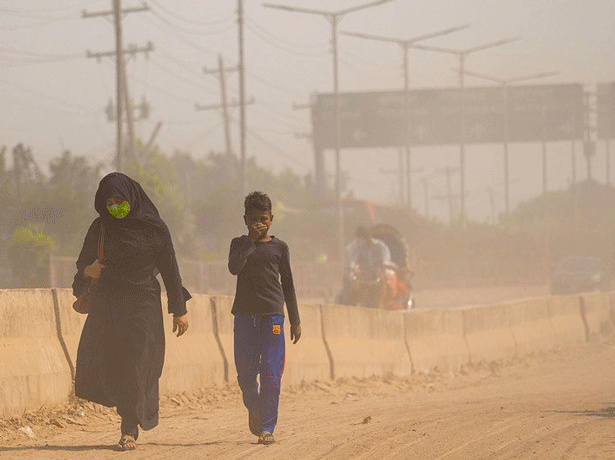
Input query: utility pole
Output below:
<box><xmin>459</xmin><ymin>69</ymin><xmax>557</xmax><ymax>215</ymax></box>
<box><xmin>83</xmin><ymin>1</ymin><xmax>151</xmax><ymax>172</ymax></box>
<box><xmin>487</xmin><ymin>186</ymin><xmax>496</xmax><ymax>224</ymax></box>
<box><xmin>435</xmin><ymin>166</ymin><xmax>460</xmax><ymax>224</ymax></box>
<box><xmin>340</xmin><ymin>23</ymin><xmax>469</xmax><ymax>210</ymax></box>
<box><xmin>202</xmin><ymin>55</ymin><xmax>239</xmax><ymax>158</ymax></box>
<box><xmin>421</xmin><ymin>177</ymin><xmax>430</xmax><ymax>218</ymax></box>
<box><xmin>264</xmin><ymin>0</ymin><xmax>392</xmax><ymax>264</ymax></box>
<box><xmin>195</xmin><ymin>97</ymin><xmax>255</xmax><ymax>152</ymax></box>
<box><xmin>380</xmin><ymin>157</ymin><xmax>422</xmax><ymax>205</ymax></box>
<box><xmin>410</xmin><ymin>36</ymin><xmax>520</xmax><ymax>227</ymax></box>
<box><xmin>238</xmin><ymin>0</ymin><xmax>247</xmax><ymax>197</ymax></box>
<box><xmin>583</xmin><ymin>88</ymin><xmax>597</xmax><ymax>181</ymax></box>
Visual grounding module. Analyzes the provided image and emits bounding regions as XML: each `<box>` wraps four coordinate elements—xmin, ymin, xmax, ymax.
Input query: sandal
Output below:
<box><xmin>249</xmin><ymin>410</ymin><xmax>261</xmax><ymax>436</ymax></box>
<box><xmin>258</xmin><ymin>431</ymin><xmax>276</xmax><ymax>445</ymax></box>
<box><xmin>115</xmin><ymin>436</ymin><xmax>137</xmax><ymax>451</ymax></box>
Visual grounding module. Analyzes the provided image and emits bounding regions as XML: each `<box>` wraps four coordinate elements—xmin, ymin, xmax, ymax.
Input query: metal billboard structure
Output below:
<box><xmin>312</xmin><ymin>83</ymin><xmax>584</xmax><ymax>149</ymax></box>
<box><xmin>597</xmin><ymin>82</ymin><xmax>614</xmax><ymax>140</ymax></box>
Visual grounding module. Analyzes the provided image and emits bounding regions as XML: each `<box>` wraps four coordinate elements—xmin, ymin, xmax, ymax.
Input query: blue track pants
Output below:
<box><xmin>234</xmin><ymin>314</ymin><xmax>285</xmax><ymax>434</ymax></box>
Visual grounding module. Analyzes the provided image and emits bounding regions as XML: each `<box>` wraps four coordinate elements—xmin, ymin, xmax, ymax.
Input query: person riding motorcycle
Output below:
<box><xmin>341</xmin><ymin>226</ymin><xmax>392</xmax><ymax>308</ymax></box>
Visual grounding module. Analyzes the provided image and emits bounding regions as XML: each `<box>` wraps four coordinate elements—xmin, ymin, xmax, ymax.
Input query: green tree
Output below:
<box><xmin>15</xmin><ymin>150</ymin><xmax>102</xmax><ymax>256</ymax></box>
<box><xmin>8</xmin><ymin>226</ymin><xmax>54</xmax><ymax>287</ymax></box>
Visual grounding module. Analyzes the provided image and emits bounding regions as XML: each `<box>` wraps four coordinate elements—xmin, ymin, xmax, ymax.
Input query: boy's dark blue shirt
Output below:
<box><xmin>228</xmin><ymin>235</ymin><xmax>300</xmax><ymax>326</ymax></box>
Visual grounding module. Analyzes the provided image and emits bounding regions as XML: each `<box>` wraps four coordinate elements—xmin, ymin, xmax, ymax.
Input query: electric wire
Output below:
<box><xmin>232</xmin><ymin>119</ymin><xmax>311</xmax><ymax>170</ymax></box>
<box><xmin>0</xmin><ymin>76</ymin><xmax>98</xmax><ymax>116</ymax></box>
<box><xmin>244</xmin><ymin>17</ymin><xmax>329</xmax><ymax>50</ymax></box>
<box><xmin>148</xmin><ymin>56</ymin><xmax>218</xmax><ymax>95</ymax></box>
<box><xmin>246</xmin><ymin>69</ymin><xmax>307</xmax><ymax>98</ymax></box>
<box><xmin>149</xmin><ymin>0</ymin><xmax>235</xmax><ymax>27</ymax></box>
<box><xmin>140</xmin><ymin>13</ymin><xmax>218</xmax><ymax>56</ymax></box>
<box><xmin>244</xmin><ymin>22</ymin><xmax>326</xmax><ymax>58</ymax></box>
<box><xmin>148</xmin><ymin>7</ymin><xmax>235</xmax><ymax>37</ymax></box>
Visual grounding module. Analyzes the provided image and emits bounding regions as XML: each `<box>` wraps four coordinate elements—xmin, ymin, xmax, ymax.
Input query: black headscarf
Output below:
<box><xmin>94</xmin><ymin>172</ymin><xmax>171</xmax><ymax>247</ymax></box>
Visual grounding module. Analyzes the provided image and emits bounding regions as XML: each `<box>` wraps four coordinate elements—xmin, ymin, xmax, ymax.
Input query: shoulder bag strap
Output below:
<box><xmin>97</xmin><ymin>223</ymin><xmax>105</xmax><ymax>261</ymax></box>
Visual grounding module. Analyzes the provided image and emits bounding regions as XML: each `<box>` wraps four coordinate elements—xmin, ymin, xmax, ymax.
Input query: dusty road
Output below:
<box><xmin>2</xmin><ymin>337</ymin><xmax>615</xmax><ymax>459</ymax></box>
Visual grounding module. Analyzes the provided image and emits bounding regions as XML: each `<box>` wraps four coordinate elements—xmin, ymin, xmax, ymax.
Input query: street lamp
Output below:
<box><xmin>340</xmin><ymin>24</ymin><xmax>470</xmax><ymax>211</ymax></box>
<box><xmin>409</xmin><ymin>36</ymin><xmax>520</xmax><ymax>227</ymax></box>
<box><xmin>263</xmin><ymin>0</ymin><xmax>393</xmax><ymax>263</ymax></box>
<box><xmin>459</xmin><ymin>68</ymin><xmax>558</xmax><ymax>216</ymax></box>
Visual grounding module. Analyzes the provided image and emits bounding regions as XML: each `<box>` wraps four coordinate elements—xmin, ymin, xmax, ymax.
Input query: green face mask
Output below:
<box><xmin>107</xmin><ymin>202</ymin><xmax>130</xmax><ymax>219</ymax></box>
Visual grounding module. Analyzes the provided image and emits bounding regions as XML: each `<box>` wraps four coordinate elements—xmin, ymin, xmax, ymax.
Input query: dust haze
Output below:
<box><xmin>1</xmin><ymin>1</ymin><xmax>614</xmax><ymax>296</ymax></box>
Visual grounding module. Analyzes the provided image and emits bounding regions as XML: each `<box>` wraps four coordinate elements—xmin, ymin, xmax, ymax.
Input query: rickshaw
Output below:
<box><xmin>339</xmin><ymin>224</ymin><xmax>414</xmax><ymax>310</ymax></box>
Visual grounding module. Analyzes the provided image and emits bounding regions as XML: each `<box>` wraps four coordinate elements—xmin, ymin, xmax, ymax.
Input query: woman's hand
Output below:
<box><xmin>84</xmin><ymin>259</ymin><xmax>105</xmax><ymax>280</ymax></box>
<box><xmin>173</xmin><ymin>314</ymin><xmax>189</xmax><ymax>337</ymax></box>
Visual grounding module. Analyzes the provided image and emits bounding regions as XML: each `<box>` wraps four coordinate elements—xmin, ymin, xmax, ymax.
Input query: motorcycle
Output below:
<box><xmin>338</xmin><ymin>224</ymin><xmax>414</xmax><ymax>310</ymax></box>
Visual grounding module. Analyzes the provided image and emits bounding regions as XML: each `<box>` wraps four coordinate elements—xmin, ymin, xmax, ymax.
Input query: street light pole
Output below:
<box><xmin>410</xmin><ymin>36</ymin><xmax>520</xmax><ymax>227</ymax></box>
<box><xmin>459</xmin><ymin>69</ymin><xmax>558</xmax><ymax>216</ymax></box>
<box><xmin>263</xmin><ymin>0</ymin><xmax>392</xmax><ymax>263</ymax></box>
<box><xmin>340</xmin><ymin>24</ymin><xmax>470</xmax><ymax>211</ymax></box>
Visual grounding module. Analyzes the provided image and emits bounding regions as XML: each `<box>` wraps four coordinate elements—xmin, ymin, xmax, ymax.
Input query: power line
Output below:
<box><xmin>232</xmin><ymin>118</ymin><xmax>310</xmax><ymax>169</ymax></box>
<box><xmin>0</xmin><ymin>1</ymin><xmax>99</xmax><ymax>15</ymax></box>
<box><xmin>148</xmin><ymin>7</ymin><xmax>235</xmax><ymax>37</ymax></box>
<box><xmin>149</xmin><ymin>0</ymin><xmax>235</xmax><ymax>27</ymax></box>
<box><xmin>0</xmin><ymin>76</ymin><xmax>97</xmax><ymax>115</ymax></box>
<box><xmin>148</xmin><ymin>56</ymin><xmax>218</xmax><ymax>95</ymax></box>
<box><xmin>140</xmin><ymin>13</ymin><xmax>218</xmax><ymax>55</ymax></box>
<box><xmin>244</xmin><ymin>17</ymin><xmax>328</xmax><ymax>50</ymax></box>
<box><xmin>244</xmin><ymin>22</ymin><xmax>326</xmax><ymax>58</ymax></box>
<box><xmin>0</xmin><ymin>8</ymin><xmax>74</xmax><ymax>21</ymax></box>
<box><xmin>246</xmin><ymin>69</ymin><xmax>307</xmax><ymax>97</ymax></box>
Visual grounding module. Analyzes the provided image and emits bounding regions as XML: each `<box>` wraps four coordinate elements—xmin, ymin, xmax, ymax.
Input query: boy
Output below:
<box><xmin>228</xmin><ymin>191</ymin><xmax>301</xmax><ymax>445</ymax></box>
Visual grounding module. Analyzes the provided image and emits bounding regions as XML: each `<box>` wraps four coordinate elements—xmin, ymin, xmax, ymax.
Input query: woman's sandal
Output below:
<box><xmin>115</xmin><ymin>436</ymin><xmax>137</xmax><ymax>451</ymax></box>
<box><xmin>258</xmin><ymin>431</ymin><xmax>276</xmax><ymax>445</ymax></box>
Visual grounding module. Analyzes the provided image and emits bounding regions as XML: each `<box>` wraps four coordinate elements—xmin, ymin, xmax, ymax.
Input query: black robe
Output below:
<box><xmin>72</xmin><ymin>173</ymin><xmax>188</xmax><ymax>431</ymax></box>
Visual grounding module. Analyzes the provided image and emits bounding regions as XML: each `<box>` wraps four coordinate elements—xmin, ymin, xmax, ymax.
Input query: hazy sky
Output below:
<box><xmin>1</xmin><ymin>0</ymin><xmax>614</xmax><ymax>222</ymax></box>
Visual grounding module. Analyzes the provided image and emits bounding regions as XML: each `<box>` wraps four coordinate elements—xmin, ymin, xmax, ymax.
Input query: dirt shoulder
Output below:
<box><xmin>2</xmin><ymin>337</ymin><xmax>615</xmax><ymax>459</ymax></box>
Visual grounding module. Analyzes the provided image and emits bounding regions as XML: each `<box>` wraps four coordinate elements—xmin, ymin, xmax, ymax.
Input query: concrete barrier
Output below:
<box><xmin>547</xmin><ymin>295</ymin><xmax>586</xmax><ymax>347</ymax></box>
<box><xmin>580</xmin><ymin>292</ymin><xmax>614</xmax><ymax>338</ymax></box>
<box><xmin>405</xmin><ymin>308</ymin><xmax>468</xmax><ymax>375</ymax></box>
<box><xmin>506</xmin><ymin>297</ymin><xmax>555</xmax><ymax>356</ymax></box>
<box><xmin>283</xmin><ymin>304</ymin><xmax>331</xmax><ymax>385</ymax></box>
<box><xmin>321</xmin><ymin>304</ymin><xmax>411</xmax><ymax>379</ymax></box>
<box><xmin>211</xmin><ymin>295</ymin><xmax>235</xmax><ymax>383</ymax></box>
<box><xmin>53</xmin><ymin>288</ymin><xmax>86</xmax><ymax>377</ymax></box>
<box><xmin>160</xmin><ymin>293</ymin><xmax>226</xmax><ymax>393</ymax></box>
<box><xmin>212</xmin><ymin>296</ymin><xmax>331</xmax><ymax>386</ymax></box>
<box><xmin>462</xmin><ymin>304</ymin><xmax>516</xmax><ymax>363</ymax></box>
<box><xmin>0</xmin><ymin>289</ymin><xmax>72</xmax><ymax>417</ymax></box>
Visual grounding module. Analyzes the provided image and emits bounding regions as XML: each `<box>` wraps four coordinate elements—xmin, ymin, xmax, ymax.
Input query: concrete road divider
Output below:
<box><xmin>462</xmin><ymin>304</ymin><xmax>516</xmax><ymax>363</ymax></box>
<box><xmin>160</xmin><ymin>293</ymin><xmax>225</xmax><ymax>394</ymax></box>
<box><xmin>212</xmin><ymin>297</ymin><xmax>332</xmax><ymax>386</ymax></box>
<box><xmin>547</xmin><ymin>295</ymin><xmax>586</xmax><ymax>347</ymax></box>
<box><xmin>0</xmin><ymin>289</ymin><xmax>72</xmax><ymax>417</ymax></box>
<box><xmin>506</xmin><ymin>297</ymin><xmax>554</xmax><ymax>356</ymax></box>
<box><xmin>405</xmin><ymin>308</ymin><xmax>468</xmax><ymax>375</ymax></box>
<box><xmin>580</xmin><ymin>292</ymin><xmax>614</xmax><ymax>338</ymax></box>
<box><xmin>211</xmin><ymin>295</ymin><xmax>235</xmax><ymax>383</ymax></box>
<box><xmin>283</xmin><ymin>304</ymin><xmax>331</xmax><ymax>385</ymax></box>
<box><xmin>321</xmin><ymin>304</ymin><xmax>411</xmax><ymax>380</ymax></box>
<box><xmin>52</xmin><ymin>288</ymin><xmax>86</xmax><ymax>377</ymax></box>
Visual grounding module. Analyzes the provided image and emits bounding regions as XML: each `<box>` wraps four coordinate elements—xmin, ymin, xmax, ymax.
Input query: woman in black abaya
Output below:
<box><xmin>72</xmin><ymin>172</ymin><xmax>190</xmax><ymax>451</ymax></box>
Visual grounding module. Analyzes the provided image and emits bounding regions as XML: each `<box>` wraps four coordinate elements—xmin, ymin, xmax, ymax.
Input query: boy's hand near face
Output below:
<box><xmin>248</xmin><ymin>222</ymin><xmax>267</xmax><ymax>241</ymax></box>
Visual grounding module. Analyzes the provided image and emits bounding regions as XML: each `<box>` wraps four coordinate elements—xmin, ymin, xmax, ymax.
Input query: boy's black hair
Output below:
<box><xmin>244</xmin><ymin>191</ymin><xmax>272</xmax><ymax>214</ymax></box>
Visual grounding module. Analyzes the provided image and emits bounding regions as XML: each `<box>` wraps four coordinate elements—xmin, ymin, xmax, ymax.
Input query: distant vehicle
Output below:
<box><xmin>550</xmin><ymin>256</ymin><xmax>610</xmax><ymax>295</ymax></box>
<box><xmin>338</xmin><ymin>224</ymin><xmax>414</xmax><ymax>310</ymax></box>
